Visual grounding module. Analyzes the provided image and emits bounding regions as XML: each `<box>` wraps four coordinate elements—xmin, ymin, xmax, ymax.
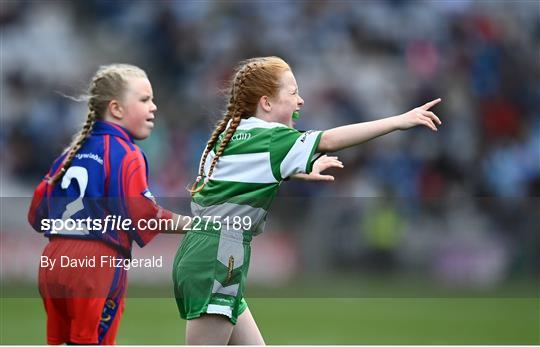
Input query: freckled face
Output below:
<box><xmin>119</xmin><ymin>77</ymin><xmax>157</xmax><ymax>140</ymax></box>
<box><xmin>268</xmin><ymin>70</ymin><xmax>304</xmax><ymax>128</ymax></box>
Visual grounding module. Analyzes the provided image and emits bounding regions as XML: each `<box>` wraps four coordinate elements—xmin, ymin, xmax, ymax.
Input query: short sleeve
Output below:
<box><xmin>269</xmin><ymin>127</ymin><xmax>323</xmax><ymax>181</ymax></box>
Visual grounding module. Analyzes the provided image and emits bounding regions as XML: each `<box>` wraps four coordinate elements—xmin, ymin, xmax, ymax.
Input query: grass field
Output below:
<box><xmin>1</xmin><ymin>297</ymin><xmax>538</xmax><ymax>344</ymax></box>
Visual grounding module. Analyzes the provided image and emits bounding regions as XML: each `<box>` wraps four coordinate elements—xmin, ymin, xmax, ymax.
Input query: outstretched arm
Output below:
<box><xmin>318</xmin><ymin>98</ymin><xmax>442</xmax><ymax>152</ymax></box>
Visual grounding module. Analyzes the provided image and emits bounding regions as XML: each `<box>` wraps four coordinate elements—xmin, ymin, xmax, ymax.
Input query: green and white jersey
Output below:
<box><xmin>175</xmin><ymin>117</ymin><xmax>322</xmax><ymax>322</ymax></box>
<box><xmin>191</xmin><ymin>116</ymin><xmax>323</xmax><ymax>236</ymax></box>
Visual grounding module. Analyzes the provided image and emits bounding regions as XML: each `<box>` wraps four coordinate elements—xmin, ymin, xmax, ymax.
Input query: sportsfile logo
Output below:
<box><xmin>40</xmin><ymin>215</ymin><xmax>254</xmax><ymax>234</ymax></box>
<box><xmin>40</xmin><ymin>215</ymin><xmax>184</xmax><ymax>234</ymax></box>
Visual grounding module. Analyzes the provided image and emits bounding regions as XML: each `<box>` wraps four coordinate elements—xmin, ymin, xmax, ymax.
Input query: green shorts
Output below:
<box><xmin>172</xmin><ymin>229</ymin><xmax>251</xmax><ymax>324</ymax></box>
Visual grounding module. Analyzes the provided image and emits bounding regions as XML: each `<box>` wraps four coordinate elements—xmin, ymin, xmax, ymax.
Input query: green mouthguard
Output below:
<box><xmin>292</xmin><ymin>111</ymin><xmax>300</xmax><ymax>120</ymax></box>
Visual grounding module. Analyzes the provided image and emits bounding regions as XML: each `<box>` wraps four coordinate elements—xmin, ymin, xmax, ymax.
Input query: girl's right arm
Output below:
<box><xmin>318</xmin><ymin>98</ymin><xmax>442</xmax><ymax>152</ymax></box>
<box><xmin>28</xmin><ymin>154</ymin><xmax>68</xmax><ymax>232</ymax></box>
<box><xmin>164</xmin><ymin>213</ymin><xmax>190</xmax><ymax>234</ymax></box>
<box><xmin>28</xmin><ymin>177</ymin><xmax>49</xmax><ymax>232</ymax></box>
<box><xmin>121</xmin><ymin>150</ymin><xmax>189</xmax><ymax>240</ymax></box>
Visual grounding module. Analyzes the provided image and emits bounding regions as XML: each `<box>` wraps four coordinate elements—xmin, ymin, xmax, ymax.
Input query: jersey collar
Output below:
<box><xmin>92</xmin><ymin>120</ymin><xmax>134</xmax><ymax>143</ymax></box>
<box><xmin>227</xmin><ymin>116</ymin><xmax>288</xmax><ymax>129</ymax></box>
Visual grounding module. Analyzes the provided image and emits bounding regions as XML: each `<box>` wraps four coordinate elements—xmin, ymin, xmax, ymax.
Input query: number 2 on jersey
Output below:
<box><xmin>58</xmin><ymin>166</ymin><xmax>89</xmax><ymax>234</ymax></box>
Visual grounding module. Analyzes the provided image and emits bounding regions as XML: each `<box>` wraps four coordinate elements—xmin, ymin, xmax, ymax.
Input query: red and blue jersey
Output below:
<box><xmin>28</xmin><ymin>120</ymin><xmax>173</xmax><ymax>257</ymax></box>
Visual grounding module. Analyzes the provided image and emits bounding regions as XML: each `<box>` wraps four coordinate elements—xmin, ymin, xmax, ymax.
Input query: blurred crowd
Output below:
<box><xmin>1</xmin><ymin>1</ymin><xmax>538</xmax><ymax>282</ymax></box>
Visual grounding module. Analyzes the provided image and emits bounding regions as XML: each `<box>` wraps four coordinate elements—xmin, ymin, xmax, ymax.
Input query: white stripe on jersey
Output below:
<box><xmin>280</xmin><ymin>130</ymin><xmax>322</xmax><ymax>179</ymax></box>
<box><xmin>235</xmin><ymin>117</ymin><xmax>287</xmax><ymax>131</ymax></box>
<box><xmin>197</xmin><ymin>116</ymin><xmax>279</xmax><ymax>175</ymax></box>
<box><xmin>204</xmin><ymin>150</ymin><xmax>277</xmax><ymax>184</ymax></box>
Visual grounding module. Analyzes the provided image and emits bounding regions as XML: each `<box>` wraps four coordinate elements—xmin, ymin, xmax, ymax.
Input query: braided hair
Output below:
<box><xmin>189</xmin><ymin>56</ymin><xmax>290</xmax><ymax>194</ymax></box>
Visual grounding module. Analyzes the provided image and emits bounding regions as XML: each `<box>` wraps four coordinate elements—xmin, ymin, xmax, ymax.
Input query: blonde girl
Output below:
<box><xmin>29</xmin><ymin>64</ymin><xmax>187</xmax><ymax>344</ymax></box>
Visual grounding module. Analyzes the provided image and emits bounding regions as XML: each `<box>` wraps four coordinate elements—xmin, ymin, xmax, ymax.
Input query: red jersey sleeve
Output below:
<box><xmin>28</xmin><ymin>153</ymin><xmax>68</xmax><ymax>233</ymax></box>
<box><xmin>28</xmin><ymin>177</ymin><xmax>49</xmax><ymax>232</ymax></box>
<box><xmin>121</xmin><ymin>149</ymin><xmax>174</xmax><ymax>247</ymax></box>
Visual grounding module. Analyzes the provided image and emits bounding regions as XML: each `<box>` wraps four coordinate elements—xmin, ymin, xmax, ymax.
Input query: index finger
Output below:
<box><xmin>421</xmin><ymin>98</ymin><xmax>442</xmax><ymax>110</ymax></box>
